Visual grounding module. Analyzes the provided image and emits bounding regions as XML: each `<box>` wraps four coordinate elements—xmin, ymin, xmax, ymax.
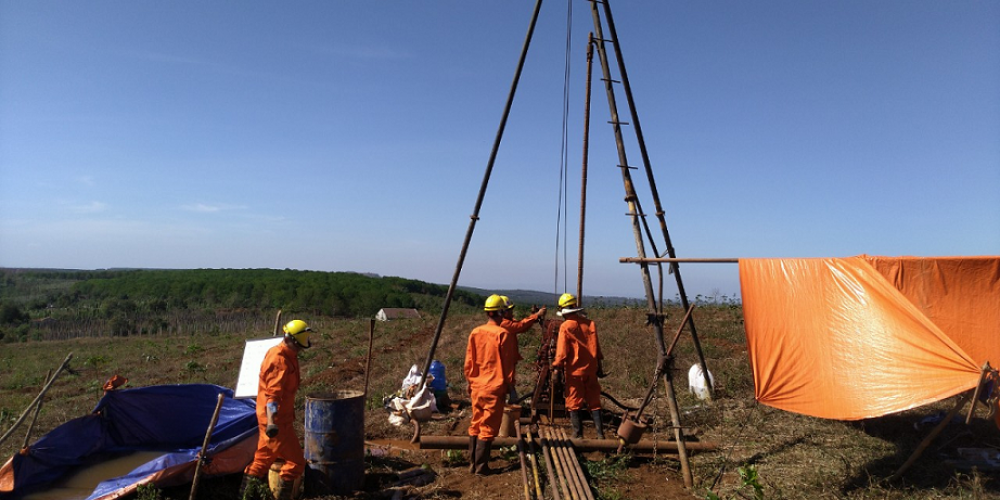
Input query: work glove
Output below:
<box><xmin>266</xmin><ymin>424</ymin><xmax>279</xmax><ymax>438</ymax></box>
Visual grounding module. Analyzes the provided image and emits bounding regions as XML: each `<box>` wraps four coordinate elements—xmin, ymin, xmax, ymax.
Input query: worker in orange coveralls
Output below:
<box><xmin>464</xmin><ymin>294</ymin><xmax>512</xmax><ymax>476</ymax></box>
<box><xmin>552</xmin><ymin>293</ymin><xmax>606</xmax><ymax>439</ymax></box>
<box><xmin>239</xmin><ymin>319</ymin><xmax>313</xmax><ymax>500</ymax></box>
<box><xmin>499</xmin><ymin>295</ymin><xmax>546</xmax><ymax>403</ymax></box>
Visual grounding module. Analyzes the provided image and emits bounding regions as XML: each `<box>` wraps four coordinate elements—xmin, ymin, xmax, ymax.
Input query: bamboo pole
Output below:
<box><xmin>273</xmin><ymin>310</ymin><xmax>282</xmax><ymax>336</ymax></box>
<box><xmin>189</xmin><ymin>393</ymin><xmax>226</xmax><ymax>500</ymax></box>
<box><xmin>0</xmin><ymin>353</ymin><xmax>73</xmax><ymax>448</ymax></box>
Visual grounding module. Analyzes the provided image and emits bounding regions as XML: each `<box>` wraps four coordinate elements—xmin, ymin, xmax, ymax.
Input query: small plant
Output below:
<box><xmin>705</xmin><ymin>465</ymin><xmax>765</xmax><ymax>500</ymax></box>
<box><xmin>184</xmin><ymin>361</ymin><xmax>206</xmax><ymax>372</ymax></box>
<box><xmin>84</xmin><ymin>355</ymin><xmax>109</xmax><ymax>368</ymax></box>
<box><xmin>135</xmin><ymin>483</ymin><xmax>162</xmax><ymax>500</ymax></box>
<box><xmin>442</xmin><ymin>449</ymin><xmax>466</xmax><ymax>467</ymax></box>
<box><xmin>184</xmin><ymin>343</ymin><xmax>202</xmax><ymax>355</ymax></box>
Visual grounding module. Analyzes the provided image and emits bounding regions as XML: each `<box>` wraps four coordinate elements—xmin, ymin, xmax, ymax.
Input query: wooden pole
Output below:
<box><xmin>364</xmin><ymin>319</ymin><xmax>375</xmax><ymax>398</ymax></box>
<box><xmin>189</xmin><ymin>393</ymin><xmax>226</xmax><ymax>500</ymax></box>
<box><xmin>965</xmin><ymin>362</ymin><xmax>990</xmax><ymax>425</ymax></box>
<box><xmin>619</xmin><ymin>257</ymin><xmax>739</xmax><ymax>264</ymax></box>
<box><xmin>21</xmin><ymin>370</ymin><xmax>52</xmax><ymax>450</ymax></box>
<box><xmin>0</xmin><ymin>353</ymin><xmax>73</xmax><ymax>448</ymax></box>
<box><xmin>273</xmin><ymin>310</ymin><xmax>282</xmax><ymax>336</ymax></box>
<box><xmin>889</xmin><ymin>391</ymin><xmax>972</xmax><ymax>482</ymax></box>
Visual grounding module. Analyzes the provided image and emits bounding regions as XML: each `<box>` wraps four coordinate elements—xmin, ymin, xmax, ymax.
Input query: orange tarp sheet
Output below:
<box><xmin>739</xmin><ymin>255</ymin><xmax>999</xmax><ymax>420</ymax></box>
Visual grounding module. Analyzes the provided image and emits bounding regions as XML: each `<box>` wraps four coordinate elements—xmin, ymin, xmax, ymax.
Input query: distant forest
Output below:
<box><xmin>0</xmin><ymin>268</ymin><xmax>484</xmax><ymax>342</ymax></box>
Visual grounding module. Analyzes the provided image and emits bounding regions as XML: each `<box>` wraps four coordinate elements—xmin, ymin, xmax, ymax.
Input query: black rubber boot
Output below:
<box><xmin>591</xmin><ymin>409</ymin><xmax>605</xmax><ymax>439</ymax></box>
<box><xmin>570</xmin><ymin>410</ymin><xmax>584</xmax><ymax>439</ymax></box>
<box><xmin>274</xmin><ymin>477</ymin><xmax>295</xmax><ymax>500</ymax></box>
<box><xmin>468</xmin><ymin>435</ymin><xmax>478</xmax><ymax>473</ymax></box>
<box><xmin>238</xmin><ymin>473</ymin><xmax>266</xmax><ymax>500</ymax></box>
<box><xmin>473</xmin><ymin>438</ymin><xmax>493</xmax><ymax>476</ymax></box>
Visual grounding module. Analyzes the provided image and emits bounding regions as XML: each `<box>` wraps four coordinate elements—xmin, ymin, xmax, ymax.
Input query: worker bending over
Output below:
<box><xmin>499</xmin><ymin>295</ymin><xmax>546</xmax><ymax>403</ymax></box>
<box><xmin>464</xmin><ymin>294</ymin><xmax>512</xmax><ymax>476</ymax></box>
<box><xmin>552</xmin><ymin>293</ymin><xmax>606</xmax><ymax>439</ymax></box>
<box><xmin>240</xmin><ymin>320</ymin><xmax>313</xmax><ymax>500</ymax></box>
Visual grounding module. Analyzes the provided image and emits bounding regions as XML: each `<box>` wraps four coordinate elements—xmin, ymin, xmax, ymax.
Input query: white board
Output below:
<box><xmin>234</xmin><ymin>337</ymin><xmax>284</xmax><ymax>399</ymax></box>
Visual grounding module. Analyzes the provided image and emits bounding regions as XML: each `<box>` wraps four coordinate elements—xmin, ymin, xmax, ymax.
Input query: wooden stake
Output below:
<box><xmin>889</xmin><ymin>391</ymin><xmax>972</xmax><ymax>482</ymax></box>
<box><xmin>189</xmin><ymin>393</ymin><xmax>226</xmax><ymax>500</ymax></box>
<box><xmin>0</xmin><ymin>353</ymin><xmax>73</xmax><ymax>448</ymax></box>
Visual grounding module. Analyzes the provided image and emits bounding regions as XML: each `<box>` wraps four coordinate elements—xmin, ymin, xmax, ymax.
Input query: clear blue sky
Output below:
<box><xmin>2</xmin><ymin>1</ymin><xmax>998</xmax><ymax>301</ymax></box>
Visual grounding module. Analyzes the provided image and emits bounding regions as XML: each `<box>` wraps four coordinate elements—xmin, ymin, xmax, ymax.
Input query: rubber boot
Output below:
<box><xmin>592</xmin><ymin>409</ymin><xmax>605</xmax><ymax>439</ymax></box>
<box><xmin>274</xmin><ymin>477</ymin><xmax>295</xmax><ymax>500</ymax></box>
<box><xmin>473</xmin><ymin>438</ymin><xmax>493</xmax><ymax>476</ymax></box>
<box><xmin>238</xmin><ymin>473</ymin><xmax>266</xmax><ymax>500</ymax></box>
<box><xmin>570</xmin><ymin>410</ymin><xmax>584</xmax><ymax>439</ymax></box>
<box><xmin>468</xmin><ymin>435</ymin><xmax>478</xmax><ymax>473</ymax></box>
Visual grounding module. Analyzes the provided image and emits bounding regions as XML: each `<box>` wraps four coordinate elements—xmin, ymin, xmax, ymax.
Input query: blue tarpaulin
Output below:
<box><xmin>0</xmin><ymin>384</ymin><xmax>257</xmax><ymax>500</ymax></box>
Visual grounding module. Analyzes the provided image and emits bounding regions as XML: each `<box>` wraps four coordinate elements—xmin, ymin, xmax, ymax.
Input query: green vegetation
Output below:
<box><xmin>0</xmin><ymin>268</ymin><xmax>483</xmax><ymax>342</ymax></box>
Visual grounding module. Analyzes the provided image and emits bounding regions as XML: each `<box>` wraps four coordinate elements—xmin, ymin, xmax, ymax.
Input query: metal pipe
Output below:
<box><xmin>546</xmin><ymin>427</ymin><xmax>583</xmax><ymax>500</ymax></box>
<box><xmin>541</xmin><ymin>428</ymin><xmax>571</xmax><ymax>500</ymax></box>
<box><xmin>558</xmin><ymin>427</ymin><xmax>596</xmax><ymax>500</ymax></box>
<box><xmin>419</xmin><ymin>0</ymin><xmax>545</xmax><ymax>389</ymax></box>
<box><xmin>516</xmin><ymin>423</ymin><xmax>532</xmax><ymax>500</ymax></box>
<box><xmin>537</xmin><ymin>427</ymin><xmax>562</xmax><ymax>500</ymax></box>
<box><xmin>525</xmin><ymin>427</ymin><xmax>545</xmax><ymax>500</ymax></box>
<box><xmin>419</xmin><ymin>434</ymin><xmax>715</xmax><ymax>452</ymax></box>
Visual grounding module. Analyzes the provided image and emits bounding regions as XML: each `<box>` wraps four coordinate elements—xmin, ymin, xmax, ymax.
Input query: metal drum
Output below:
<box><xmin>304</xmin><ymin>390</ymin><xmax>365</xmax><ymax>495</ymax></box>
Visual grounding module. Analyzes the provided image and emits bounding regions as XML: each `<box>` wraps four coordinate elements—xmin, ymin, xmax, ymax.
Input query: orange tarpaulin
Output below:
<box><xmin>739</xmin><ymin>255</ymin><xmax>999</xmax><ymax>420</ymax></box>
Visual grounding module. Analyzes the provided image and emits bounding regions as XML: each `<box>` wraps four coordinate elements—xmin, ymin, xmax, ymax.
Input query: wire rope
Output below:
<box><xmin>553</xmin><ymin>0</ymin><xmax>574</xmax><ymax>296</ymax></box>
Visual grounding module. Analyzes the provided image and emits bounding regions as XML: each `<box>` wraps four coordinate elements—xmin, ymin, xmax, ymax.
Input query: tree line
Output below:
<box><xmin>0</xmin><ymin>268</ymin><xmax>483</xmax><ymax>342</ymax></box>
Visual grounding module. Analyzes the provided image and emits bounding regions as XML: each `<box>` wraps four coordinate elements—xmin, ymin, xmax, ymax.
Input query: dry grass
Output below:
<box><xmin>3</xmin><ymin>306</ymin><xmax>1000</xmax><ymax>499</ymax></box>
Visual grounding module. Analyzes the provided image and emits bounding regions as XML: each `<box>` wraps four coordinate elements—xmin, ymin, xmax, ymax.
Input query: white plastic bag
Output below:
<box><xmin>688</xmin><ymin>363</ymin><xmax>714</xmax><ymax>401</ymax></box>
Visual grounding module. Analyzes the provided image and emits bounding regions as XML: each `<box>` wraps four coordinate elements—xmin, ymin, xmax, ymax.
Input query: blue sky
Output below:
<box><xmin>1</xmin><ymin>1</ymin><xmax>998</xmax><ymax>301</ymax></box>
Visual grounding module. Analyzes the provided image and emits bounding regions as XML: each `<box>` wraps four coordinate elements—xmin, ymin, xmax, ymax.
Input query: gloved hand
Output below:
<box><xmin>537</xmin><ymin>307</ymin><xmax>547</xmax><ymax>320</ymax></box>
<box><xmin>266</xmin><ymin>424</ymin><xmax>279</xmax><ymax>438</ymax></box>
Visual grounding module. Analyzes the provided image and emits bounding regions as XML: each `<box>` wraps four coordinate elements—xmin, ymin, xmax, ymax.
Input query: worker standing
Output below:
<box><xmin>552</xmin><ymin>293</ymin><xmax>606</xmax><ymax>439</ymax></box>
<box><xmin>499</xmin><ymin>296</ymin><xmax>546</xmax><ymax>403</ymax></box>
<box><xmin>239</xmin><ymin>320</ymin><xmax>313</xmax><ymax>500</ymax></box>
<box><xmin>464</xmin><ymin>294</ymin><xmax>512</xmax><ymax>476</ymax></box>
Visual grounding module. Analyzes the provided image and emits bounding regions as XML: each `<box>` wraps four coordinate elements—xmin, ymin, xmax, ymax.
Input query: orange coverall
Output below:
<box><xmin>464</xmin><ymin>322</ymin><xmax>511</xmax><ymax>440</ymax></box>
<box><xmin>553</xmin><ymin>316</ymin><xmax>603</xmax><ymax>411</ymax></box>
<box><xmin>500</xmin><ymin>312</ymin><xmax>542</xmax><ymax>390</ymax></box>
<box><xmin>245</xmin><ymin>341</ymin><xmax>305</xmax><ymax>481</ymax></box>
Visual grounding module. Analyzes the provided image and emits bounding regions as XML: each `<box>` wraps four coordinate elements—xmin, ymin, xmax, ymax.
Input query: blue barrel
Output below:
<box><xmin>304</xmin><ymin>390</ymin><xmax>365</xmax><ymax>495</ymax></box>
<box><xmin>428</xmin><ymin>359</ymin><xmax>447</xmax><ymax>392</ymax></box>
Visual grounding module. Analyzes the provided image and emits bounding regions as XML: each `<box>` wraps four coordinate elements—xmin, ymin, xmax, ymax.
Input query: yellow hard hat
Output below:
<box><xmin>558</xmin><ymin>293</ymin><xmax>577</xmax><ymax>309</ymax></box>
<box><xmin>283</xmin><ymin>319</ymin><xmax>312</xmax><ymax>348</ymax></box>
<box><xmin>501</xmin><ymin>295</ymin><xmax>515</xmax><ymax>310</ymax></box>
<box><xmin>484</xmin><ymin>294</ymin><xmax>506</xmax><ymax>312</ymax></box>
